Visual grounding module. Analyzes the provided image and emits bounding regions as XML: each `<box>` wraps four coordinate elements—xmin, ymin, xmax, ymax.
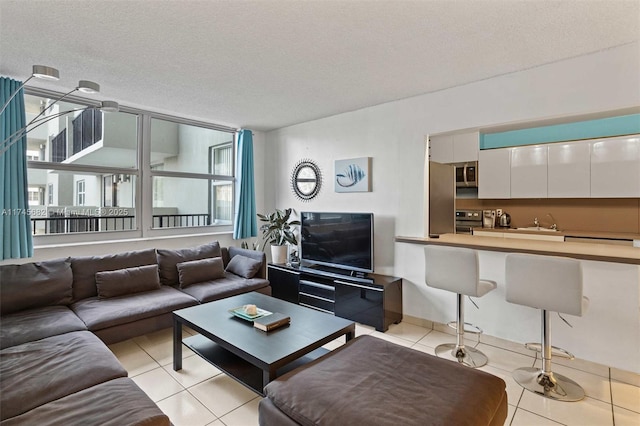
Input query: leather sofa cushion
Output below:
<box><xmin>71</xmin><ymin>249</ymin><xmax>158</xmax><ymax>301</ymax></box>
<box><xmin>225</xmin><ymin>254</ymin><xmax>262</xmax><ymax>279</ymax></box>
<box><xmin>157</xmin><ymin>241</ymin><xmax>222</xmax><ymax>286</ymax></box>
<box><xmin>0</xmin><ymin>258</ymin><xmax>72</xmax><ymax>315</ymax></box>
<box><xmin>96</xmin><ymin>264</ymin><xmax>161</xmax><ymax>298</ymax></box>
<box><xmin>177</xmin><ymin>257</ymin><xmax>225</xmax><ymax>288</ymax></box>
<box><xmin>71</xmin><ymin>286</ymin><xmax>197</xmax><ymax>331</ymax></box>
<box><xmin>0</xmin><ymin>305</ymin><xmax>87</xmax><ymax>350</ymax></box>
<box><xmin>263</xmin><ymin>335</ymin><xmax>508</xmax><ymax>426</ymax></box>
<box><xmin>0</xmin><ymin>330</ymin><xmax>127</xmax><ymax>421</ymax></box>
<box><xmin>177</xmin><ymin>274</ymin><xmax>270</xmax><ymax>303</ymax></box>
<box><xmin>0</xmin><ymin>377</ymin><xmax>170</xmax><ymax>426</ymax></box>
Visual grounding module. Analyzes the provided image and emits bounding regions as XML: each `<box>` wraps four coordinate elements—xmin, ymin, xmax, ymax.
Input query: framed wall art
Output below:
<box><xmin>334</xmin><ymin>157</ymin><xmax>371</xmax><ymax>193</ymax></box>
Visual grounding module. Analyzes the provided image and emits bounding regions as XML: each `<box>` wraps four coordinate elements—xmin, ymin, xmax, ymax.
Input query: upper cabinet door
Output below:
<box><xmin>591</xmin><ymin>136</ymin><xmax>640</xmax><ymax>198</ymax></box>
<box><xmin>478</xmin><ymin>148</ymin><xmax>511</xmax><ymax>199</ymax></box>
<box><xmin>429</xmin><ymin>135</ymin><xmax>454</xmax><ymax>163</ymax></box>
<box><xmin>548</xmin><ymin>141</ymin><xmax>591</xmax><ymax>198</ymax></box>
<box><xmin>510</xmin><ymin>145</ymin><xmax>548</xmax><ymax>198</ymax></box>
<box><xmin>453</xmin><ymin>131</ymin><xmax>479</xmax><ymax>163</ymax></box>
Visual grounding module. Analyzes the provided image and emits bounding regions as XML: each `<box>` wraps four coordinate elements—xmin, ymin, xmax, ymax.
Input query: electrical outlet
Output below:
<box><xmin>496</xmin><ymin>209</ymin><xmax>503</xmax><ymax>217</ymax></box>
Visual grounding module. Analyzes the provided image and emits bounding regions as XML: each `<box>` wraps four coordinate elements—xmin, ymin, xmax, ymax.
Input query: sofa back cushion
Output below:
<box><xmin>157</xmin><ymin>242</ymin><xmax>222</xmax><ymax>286</ymax></box>
<box><xmin>228</xmin><ymin>246</ymin><xmax>266</xmax><ymax>279</ymax></box>
<box><xmin>225</xmin><ymin>255</ymin><xmax>262</xmax><ymax>279</ymax></box>
<box><xmin>71</xmin><ymin>249</ymin><xmax>158</xmax><ymax>301</ymax></box>
<box><xmin>96</xmin><ymin>264</ymin><xmax>161</xmax><ymax>299</ymax></box>
<box><xmin>177</xmin><ymin>257</ymin><xmax>226</xmax><ymax>288</ymax></box>
<box><xmin>0</xmin><ymin>258</ymin><xmax>73</xmax><ymax>315</ymax></box>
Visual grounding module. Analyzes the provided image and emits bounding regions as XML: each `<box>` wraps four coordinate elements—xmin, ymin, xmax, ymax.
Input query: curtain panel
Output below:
<box><xmin>233</xmin><ymin>129</ymin><xmax>257</xmax><ymax>240</ymax></box>
<box><xmin>1</xmin><ymin>77</ymin><xmax>34</xmax><ymax>259</ymax></box>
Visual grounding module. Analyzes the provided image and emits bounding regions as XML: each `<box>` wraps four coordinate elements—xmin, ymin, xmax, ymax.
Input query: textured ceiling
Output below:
<box><xmin>1</xmin><ymin>0</ymin><xmax>639</xmax><ymax>131</ymax></box>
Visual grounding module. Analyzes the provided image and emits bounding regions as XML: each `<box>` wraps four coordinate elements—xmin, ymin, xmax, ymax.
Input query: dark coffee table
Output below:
<box><xmin>173</xmin><ymin>292</ymin><xmax>355</xmax><ymax>395</ymax></box>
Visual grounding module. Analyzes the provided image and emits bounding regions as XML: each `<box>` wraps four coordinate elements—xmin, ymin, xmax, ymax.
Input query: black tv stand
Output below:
<box><xmin>267</xmin><ymin>263</ymin><xmax>402</xmax><ymax>332</ymax></box>
<box><xmin>350</xmin><ymin>270</ymin><xmax>368</xmax><ymax>279</ymax></box>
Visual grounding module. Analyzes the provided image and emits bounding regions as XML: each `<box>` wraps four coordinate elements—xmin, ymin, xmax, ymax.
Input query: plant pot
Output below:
<box><xmin>270</xmin><ymin>245</ymin><xmax>288</xmax><ymax>264</ymax></box>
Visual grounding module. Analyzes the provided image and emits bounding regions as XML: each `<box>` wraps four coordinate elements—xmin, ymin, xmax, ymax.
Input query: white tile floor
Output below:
<box><xmin>108</xmin><ymin>322</ymin><xmax>640</xmax><ymax>426</ymax></box>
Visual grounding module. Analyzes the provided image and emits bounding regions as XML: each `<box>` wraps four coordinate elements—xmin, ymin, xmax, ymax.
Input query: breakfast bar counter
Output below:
<box><xmin>395</xmin><ymin>233</ymin><xmax>640</xmax><ymax>374</ymax></box>
<box><xmin>395</xmin><ymin>233</ymin><xmax>640</xmax><ymax>265</ymax></box>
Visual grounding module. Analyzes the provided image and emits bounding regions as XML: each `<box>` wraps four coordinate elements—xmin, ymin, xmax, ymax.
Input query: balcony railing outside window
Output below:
<box><xmin>50</xmin><ymin>129</ymin><xmax>66</xmax><ymax>162</ymax></box>
<box><xmin>72</xmin><ymin>108</ymin><xmax>102</xmax><ymax>155</ymax></box>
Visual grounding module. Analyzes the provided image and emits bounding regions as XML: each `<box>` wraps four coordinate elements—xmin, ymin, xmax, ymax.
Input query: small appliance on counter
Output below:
<box><xmin>455</xmin><ymin>210</ymin><xmax>482</xmax><ymax>234</ymax></box>
<box><xmin>482</xmin><ymin>210</ymin><xmax>496</xmax><ymax>228</ymax></box>
<box><xmin>498</xmin><ymin>212</ymin><xmax>511</xmax><ymax>228</ymax></box>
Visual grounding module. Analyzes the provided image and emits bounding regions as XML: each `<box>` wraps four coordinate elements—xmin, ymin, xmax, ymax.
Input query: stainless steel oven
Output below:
<box><xmin>455</xmin><ymin>162</ymin><xmax>478</xmax><ymax>187</ymax></box>
<box><xmin>455</xmin><ymin>209</ymin><xmax>482</xmax><ymax>234</ymax></box>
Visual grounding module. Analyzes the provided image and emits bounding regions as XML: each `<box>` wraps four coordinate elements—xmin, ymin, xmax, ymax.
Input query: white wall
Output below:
<box><xmin>266</xmin><ymin>43</ymin><xmax>640</xmax><ymax>371</ymax></box>
<box><xmin>267</xmin><ymin>43</ymin><xmax>639</xmax><ymax>270</ymax></box>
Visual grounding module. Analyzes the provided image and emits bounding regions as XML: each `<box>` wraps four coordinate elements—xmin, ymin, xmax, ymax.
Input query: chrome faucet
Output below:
<box><xmin>547</xmin><ymin>213</ymin><xmax>557</xmax><ymax>230</ymax></box>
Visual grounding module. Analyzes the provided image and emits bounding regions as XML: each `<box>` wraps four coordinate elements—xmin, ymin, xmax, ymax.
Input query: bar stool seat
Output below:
<box><xmin>505</xmin><ymin>253</ymin><xmax>588</xmax><ymax>402</ymax></box>
<box><xmin>424</xmin><ymin>245</ymin><xmax>496</xmax><ymax>368</ymax></box>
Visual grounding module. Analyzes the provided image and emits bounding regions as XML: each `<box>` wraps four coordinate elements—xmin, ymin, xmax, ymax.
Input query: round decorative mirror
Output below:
<box><xmin>291</xmin><ymin>159</ymin><xmax>322</xmax><ymax>201</ymax></box>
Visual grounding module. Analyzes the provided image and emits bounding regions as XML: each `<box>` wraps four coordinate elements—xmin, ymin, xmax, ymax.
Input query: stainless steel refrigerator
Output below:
<box><xmin>428</xmin><ymin>161</ymin><xmax>455</xmax><ymax>235</ymax></box>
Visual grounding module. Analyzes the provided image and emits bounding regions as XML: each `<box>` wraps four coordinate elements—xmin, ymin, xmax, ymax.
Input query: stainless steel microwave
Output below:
<box><xmin>455</xmin><ymin>162</ymin><xmax>478</xmax><ymax>187</ymax></box>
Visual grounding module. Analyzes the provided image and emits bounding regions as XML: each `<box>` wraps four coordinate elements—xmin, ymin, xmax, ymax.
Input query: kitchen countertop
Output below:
<box><xmin>475</xmin><ymin>227</ymin><xmax>640</xmax><ymax>240</ymax></box>
<box><xmin>395</xmin><ymin>233</ymin><xmax>640</xmax><ymax>265</ymax></box>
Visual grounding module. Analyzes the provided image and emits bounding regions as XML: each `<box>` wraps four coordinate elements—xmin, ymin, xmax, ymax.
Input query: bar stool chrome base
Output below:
<box><xmin>447</xmin><ymin>321</ymin><xmax>483</xmax><ymax>335</ymax></box>
<box><xmin>512</xmin><ymin>367</ymin><xmax>585</xmax><ymax>402</ymax></box>
<box><xmin>435</xmin><ymin>343</ymin><xmax>489</xmax><ymax>368</ymax></box>
<box><xmin>524</xmin><ymin>343</ymin><xmax>575</xmax><ymax>360</ymax></box>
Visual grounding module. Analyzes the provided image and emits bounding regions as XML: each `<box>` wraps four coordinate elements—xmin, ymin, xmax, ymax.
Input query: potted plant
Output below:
<box><xmin>257</xmin><ymin>208</ymin><xmax>300</xmax><ymax>264</ymax></box>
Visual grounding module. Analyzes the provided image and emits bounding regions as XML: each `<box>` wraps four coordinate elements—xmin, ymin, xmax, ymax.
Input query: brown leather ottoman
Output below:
<box><xmin>259</xmin><ymin>335</ymin><xmax>507</xmax><ymax>426</ymax></box>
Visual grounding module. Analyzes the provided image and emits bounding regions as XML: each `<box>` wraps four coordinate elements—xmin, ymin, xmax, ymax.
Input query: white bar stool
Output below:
<box><xmin>424</xmin><ymin>245</ymin><xmax>497</xmax><ymax>368</ymax></box>
<box><xmin>505</xmin><ymin>253</ymin><xmax>589</xmax><ymax>402</ymax></box>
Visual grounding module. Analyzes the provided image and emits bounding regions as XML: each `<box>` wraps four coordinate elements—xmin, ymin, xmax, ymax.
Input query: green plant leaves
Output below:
<box><xmin>257</xmin><ymin>208</ymin><xmax>300</xmax><ymax>250</ymax></box>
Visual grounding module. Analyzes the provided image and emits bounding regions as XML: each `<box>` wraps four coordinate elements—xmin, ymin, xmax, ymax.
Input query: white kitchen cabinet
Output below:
<box><xmin>510</xmin><ymin>145</ymin><xmax>548</xmax><ymax>198</ymax></box>
<box><xmin>429</xmin><ymin>134</ymin><xmax>453</xmax><ymax>163</ymax></box>
<box><xmin>591</xmin><ymin>135</ymin><xmax>640</xmax><ymax>198</ymax></box>
<box><xmin>548</xmin><ymin>141</ymin><xmax>591</xmax><ymax>198</ymax></box>
<box><xmin>478</xmin><ymin>148</ymin><xmax>511</xmax><ymax>199</ymax></box>
<box><xmin>453</xmin><ymin>131</ymin><xmax>479</xmax><ymax>162</ymax></box>
<box><xmin>429</xmin><ymin>131</ymin><xmax>479</xmax><ymax>163</ymax></box>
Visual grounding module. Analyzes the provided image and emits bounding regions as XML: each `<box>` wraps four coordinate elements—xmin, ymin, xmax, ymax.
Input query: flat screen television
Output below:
<box><xmin>300</xmin><ymin>212</ymin><xmax>374</xmax><ymax>275</ymax></box>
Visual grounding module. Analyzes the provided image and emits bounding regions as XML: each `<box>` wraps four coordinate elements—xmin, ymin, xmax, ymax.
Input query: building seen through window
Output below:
<box><xmin>25</xmin><ymin>92</ymin><xmax>236</xmax><ymax>236</ymax></box>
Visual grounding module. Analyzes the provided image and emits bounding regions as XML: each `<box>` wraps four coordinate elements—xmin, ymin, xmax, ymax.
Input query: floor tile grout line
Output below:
<box><xmin>609</xmin><ymin>367</ymin><xmax>617</xmax><ymax>426</ymax></box>
<box><xmin>217</xmin><ymin>395</ymin><xmax>262</xmax><ymax>423</ymax></box>
<box><xmin>184</xmin><ymin>386</ymin><xmax>220</xmax><ymax>422</ymax></box>
<box><xmin>513</xmin><ymin>406</ymin><xmax>569</xmax><ymax>425</ymax></box>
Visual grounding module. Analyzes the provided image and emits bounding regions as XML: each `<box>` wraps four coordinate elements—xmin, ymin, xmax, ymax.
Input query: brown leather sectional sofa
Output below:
<box><xmin>0</xmin><ymin>241</ymin><xmax>270</xmax><ymax>425</ymax></box>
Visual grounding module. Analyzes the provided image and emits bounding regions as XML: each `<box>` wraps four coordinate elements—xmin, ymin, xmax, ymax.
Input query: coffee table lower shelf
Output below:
<box><xmin>183</xmin><ymin>334</ymin><xmax>329</xmax><ymax>395</ymax></box>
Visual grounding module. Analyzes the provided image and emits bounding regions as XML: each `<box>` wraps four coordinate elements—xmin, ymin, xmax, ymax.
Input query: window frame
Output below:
<box><xmin>76</xmin><ymin>179</ymin><xmax>86</xmax><ymax>206</ymax></box>
<box><xmin>25</xmin><ymin>87</ymin><xmax>238</xmax><ymax>245</ymax></box>
<box><xmin>147</xmin><ymin>116</ymin><xmax>236</xmax><ymax>233</ymax></box>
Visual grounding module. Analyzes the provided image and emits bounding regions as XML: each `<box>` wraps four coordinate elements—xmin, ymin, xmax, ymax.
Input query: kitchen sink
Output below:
<box><xmin>515</xmin><ymin>227</ymin><xmax>560</xmax><ymax>232</ymax></box>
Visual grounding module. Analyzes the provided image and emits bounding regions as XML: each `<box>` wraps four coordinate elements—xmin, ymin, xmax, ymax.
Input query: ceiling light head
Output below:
<box><xmin>32</xmin><ymin>65</ymin><xmax>60</xmax><ymax>81</ymax></box>
<box><xmin>77</xmin><ymin>80</ymin><xmax>100</xmax><ymax>94</ymax></box>
<box><xmin>100</xmin><ymin>101</ymin><xmax>119</xmax><ymax>113</ymax></box>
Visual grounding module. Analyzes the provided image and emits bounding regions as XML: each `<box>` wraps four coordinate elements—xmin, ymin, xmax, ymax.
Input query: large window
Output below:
<box><xmin>150</xmin><ymin>118</ymin><xmax>235</xmax><ymax>229</ymax></box>
<box><xmin>25</xmin><ymin>89</ymin><xmax>237</xmax><ymax>240</ymax></box>
<box><xmin>26</xmin><ymin>92</ymin><xmax>139</xmax><ymax>237</ymax></box>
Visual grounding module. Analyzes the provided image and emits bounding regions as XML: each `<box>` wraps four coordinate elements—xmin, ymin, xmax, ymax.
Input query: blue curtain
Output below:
<box><xmin>233</xmin><ymin>129</ymin><xmax>258</xmax><ymax>239</ymax></box>
<box><xmin>1</xmin><ymin>77</ymin><xmax>34</xmax><ymax>259</ymax></box>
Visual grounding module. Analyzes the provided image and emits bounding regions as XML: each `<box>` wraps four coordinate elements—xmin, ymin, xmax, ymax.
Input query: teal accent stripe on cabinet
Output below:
<box><xmin>480</xmin><ymin>114</ymin><xmax>640</xmax><ymax>149</ymax></box>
